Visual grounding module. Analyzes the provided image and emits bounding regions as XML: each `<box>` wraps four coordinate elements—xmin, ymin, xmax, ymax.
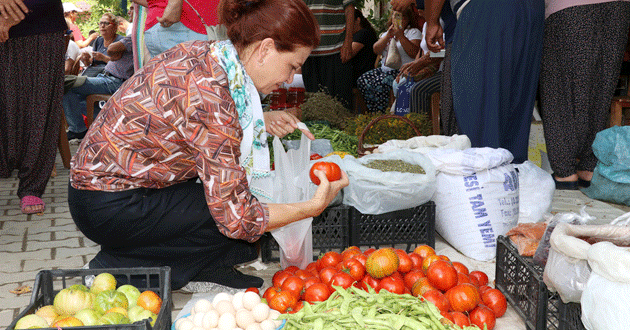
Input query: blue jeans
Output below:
<box><xmin>63</xmin><ymin>74</ymin><xmax>123</xmax><ymax>133</ymax></box>
<box><xmin>144</xmin><ymin>22</ymin><xmax>207</xmax><ymax>57</ymax></box>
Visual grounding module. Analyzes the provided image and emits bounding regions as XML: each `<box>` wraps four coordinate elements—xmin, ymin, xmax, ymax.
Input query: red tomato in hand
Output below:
<box><xmin>469</xmin><ymin>305</ymin><xmax>496</xmax><ymax>330</ymax></box>
<box><xmin>309</xmin><ymin>161</ymin><xmax>342</xmax><ymax>185</ymax></box>
<box><xmin>482</xmin><ymin>288</ymin><xmax>508</xmax><ymax>317</ymax></box>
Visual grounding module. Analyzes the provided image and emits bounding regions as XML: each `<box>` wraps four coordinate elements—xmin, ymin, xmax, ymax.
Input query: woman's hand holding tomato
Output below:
<box><xmin>309</xmin><ymin>162</ymin><xmax>342</xmax><ymax>185</ymax></box>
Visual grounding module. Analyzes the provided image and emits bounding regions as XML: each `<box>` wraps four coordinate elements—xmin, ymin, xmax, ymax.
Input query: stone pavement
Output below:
<box><xmin>1</xmin><ymin>145</ymin><xmax>628</xmax><ymax>329</ymax></box>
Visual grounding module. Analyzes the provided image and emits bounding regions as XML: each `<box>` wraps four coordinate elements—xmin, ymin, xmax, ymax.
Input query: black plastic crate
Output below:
<box><xmin>7</xmin><ymin>267</ymin><xmax>172</xmax><ymax>330</ymax></box>
<box><xmin>349</xmin><ymin>201</ymin><xmax>435</xmax><ymax>253</ymax></box>
<box><xmin>260</xmin><ymin>204</ymin><xmax>351</xmax><ymax>262</ymax></box>
<box><xmin>495</xmin><ymin>235</ymin><xmax>585</xmax><ymax>330</ymax></box>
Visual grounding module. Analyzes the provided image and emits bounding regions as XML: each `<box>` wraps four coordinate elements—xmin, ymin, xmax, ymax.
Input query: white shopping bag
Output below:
<box><xmin>270</xmin><ymin>134</ymin><xmax>314</xmax><ymax>269</ymax></box>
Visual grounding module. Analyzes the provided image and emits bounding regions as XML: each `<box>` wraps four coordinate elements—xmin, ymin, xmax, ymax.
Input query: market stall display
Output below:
<box><xmin>7</xmin><ymin>267</ymin><xmax>171</xmax><ymax>330</ymax></box>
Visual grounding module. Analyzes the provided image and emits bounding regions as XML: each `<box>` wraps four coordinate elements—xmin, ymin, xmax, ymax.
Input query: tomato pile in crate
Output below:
<box><xmin>495</xmin><ymin>235</ymin><xmax>585</xmax><ymax>330</ymax></box>
<box><xmin>266</xmin><ymin>246</ymin><xmax>508</xmax><ymax>330</ymax></box>
<box><xmin>7</xmin><ymin>267</ymin><xmax>171</xmax><ymax>330</ymax></box>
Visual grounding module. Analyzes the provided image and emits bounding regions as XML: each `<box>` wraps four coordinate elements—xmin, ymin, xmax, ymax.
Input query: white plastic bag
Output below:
<box><xmin>581</xmin><ymin>237</ymin><xmax>630</xmax><ymax>330</ymax></box>
<box><xmin>270</xmin><ymin>134</ymin><xmax>315</xmax><ymax>269</ymax></box>
<box><xmin>427</xmin><ymin>147</ymin><xmax>519</xmax><ymax>261</ymax></box>
<box><xmin>514</xmin><ymin>161</ymin><xmax>555</xmax><ymax>223</ymax></box>
<box><xmin>373</xmin><ymin>134</ymin><xmax>471</xmax><ymax>154</ymax></box>
<box><xmin>341</xmin><ymin>149</ymin><xmax>436</xmax><ymax>215</ymax></box>
<box><xmin>543</xmin><ymin>212</ymin><xmax>630</xmax><ymax>303</ymax></box>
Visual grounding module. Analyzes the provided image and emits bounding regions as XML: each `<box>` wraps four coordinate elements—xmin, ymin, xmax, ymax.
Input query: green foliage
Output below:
<box><xmin>71</xmin><ymin>0</ymin><xmax>130</xmax><ymax>37</ymax></box>
<box><xmin>354</xmin><ymin>0</ymin><xmax>391</xmax><ymax>35</ymax></box>
<box><xmin>344</xmin><ymin>112</ymin><xmax>433</xmax><ymax>145</ymax></box>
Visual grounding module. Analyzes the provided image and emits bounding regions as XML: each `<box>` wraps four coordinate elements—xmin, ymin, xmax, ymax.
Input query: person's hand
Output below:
<box><xmin>157</xmin><ymin>0</ymin><xmax>182</xmax><ymax>27</ymax></box>
<box><xmin>263</xmin><ymin>110</ymin><xmax>315</xmax><ymax>140</ymax></box>
<box><xmin>390</xmin><ymin>0</ymin><xmax>414</xmax><ymax>12</ymax></box>
<box><xmin>87</xmin><ymin>31</ymin><xmax>99</xmax><ymax>40</ymax></box>
<box><xmin>391</xmin><ymin>24</ymin><xmax>405</xmax><ymax>41</ymax></box>
<box><xmin>425</xmin><ymin>21</ymin><xmax>445</xmax><ymax>53</ymax></box>
<box><xmin>310</xmin><ymin>169</ymin><xmax>349</xmax><ymax>213</ymax></box>
<box><xmin>0</xmin><ymin>14</ymin><xmax>19</xmax><ymax>42</ymax></box>
<box><xmin>340</xmin><ymin>40</ymin><xmax>352</xmax><ymax>63</ymax></box>
<box><xmin>91</xmin><ymin>51</ymin><xmax>108</xmax><ymax>62</ymax></box>
<box><xmin>0</xmin><ymin>0</ymin><xmax>28</xmax><ymax>22</ymax></box>
<box><xmin>78</xmin><ymin>51</ymin><xmax>92</xmax><ymax>65</ymax></box>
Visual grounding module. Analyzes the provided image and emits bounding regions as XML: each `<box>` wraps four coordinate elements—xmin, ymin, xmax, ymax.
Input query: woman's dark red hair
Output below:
<box><xmin>218</xmin><ymin>0</ymin><xmax>320</xmax><ymax>52</ymax></box>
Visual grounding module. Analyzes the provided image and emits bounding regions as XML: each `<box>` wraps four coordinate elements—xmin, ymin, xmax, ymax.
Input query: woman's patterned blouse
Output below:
<box><xmin>70</xmin><ymin>40</ymin><xmax>269</xmax><ymax>242</ymax></box>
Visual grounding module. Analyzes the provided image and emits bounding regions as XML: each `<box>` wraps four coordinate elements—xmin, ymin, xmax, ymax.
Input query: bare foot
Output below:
<box><xmin>577</xmin><ymin>170</ymin><xmax>593</xmax><ymax>182</ymax></box>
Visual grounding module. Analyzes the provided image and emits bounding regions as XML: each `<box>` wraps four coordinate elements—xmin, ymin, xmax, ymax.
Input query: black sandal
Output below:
<box><xmin>553</xmin><ymin>176</ymin><xmax>579</xmax><ymax>190</ymax></box>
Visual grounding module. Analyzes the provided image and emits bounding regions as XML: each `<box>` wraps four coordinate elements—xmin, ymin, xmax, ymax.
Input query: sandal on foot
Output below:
<box><xmin>20</xmin><ymin>196</ymin><xmax>45</xmax><ymax>214</ymax></box>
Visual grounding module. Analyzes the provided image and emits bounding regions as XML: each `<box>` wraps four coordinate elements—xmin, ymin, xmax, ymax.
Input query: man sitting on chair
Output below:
<box><xmin>63</xmin><ymin>34</ymin><xmax>134</xmax><ymax>141</ymax></box>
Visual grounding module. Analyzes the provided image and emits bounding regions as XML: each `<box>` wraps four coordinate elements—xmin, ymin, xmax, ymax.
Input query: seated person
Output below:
<box><xmin>63</xmin><ymin>36</ymin><xmax>134</xmax><ymax>141</ymax></box>
<box><xmin>393</xmin><ymin>21</ymin><xmax>444</xmax><ymax>116</ymax></box>
<box><xmin>80</xmin><ymin>13</ymin><xmax>124</xmax><ymax>77</ymax></box>
<box><xmin>348</xmin><ymin>8</ymin><xmax>377</xmax><ymax>86</ymax></box>
<box><xmin>65</xmin><ymin>37</ymin><xmax>82</xmax><ymax>76</ymax></box>
<box><xmin>357</xmin><ymin>7</ymin><xmax>422</xmax><ymax>113</ymax></box>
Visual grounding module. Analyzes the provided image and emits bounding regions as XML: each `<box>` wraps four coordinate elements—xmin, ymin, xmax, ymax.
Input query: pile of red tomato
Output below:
<box><xmin>263</xmin><ymin>245</ymin><xmax>507</xmax><ymax>330</ymax></box>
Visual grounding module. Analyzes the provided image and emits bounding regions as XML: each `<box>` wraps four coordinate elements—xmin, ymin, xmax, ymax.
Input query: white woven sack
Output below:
<box><xmin>428</xmin><ymin>148</ymin><xmax>519</xmax><ymax>261</ymax></box>
<box><xmin>581</xmin><ymin>239</ymin><xmax>630</xmax><ymax>330</ymax></box>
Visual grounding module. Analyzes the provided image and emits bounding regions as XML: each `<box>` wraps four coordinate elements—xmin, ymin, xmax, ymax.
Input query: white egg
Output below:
<box><xmin>202</xmin><ymin>310</ymin><xmax>220</xmax><ymax>329</ymax></box>
<box><xmin>191</xmin><ymin>327</ymin><xmax>205</xmax><ymax>330</ymax></box>
<box><xmin>245</xmin><ymin>323</ymin><xmax>263</xmax><ymax>330</ymax></box>
<box><xmin>259</xmin><ymin>319</ymin><xmax>277</xmax><ymax>330</ymax></box>
<box><xmin>194</xmin><ymin>299</ymin><xmax>213</xmax><ymax>314</ymax></box>
<box><xmin>251</xmin><ymin>303</ymin><xmax>270</xmax><ymax>323</ymax></box>
<box><xmin>235</xmin><ymin>309</ymin><xmax>255</xmax><ymax>329</ymax></box>
<box><xmin>215</xmin><ymin>299</ymin><xmax>236</xmax><ymax>315</ymax></box>
<box><xmin>242</xmin><ymin>291</ymin><xmax>262</xmax><ymax>311</ymax></box>
<box><xmin>217</xmin><ymin>312</ymin><xmax>236</xmax><ymax>330</ymax></box>
<box><xmin>192</xmin><ymin>312</ymin><xmax>205</xmax><ymax>327</ymax></box>
<box><xmin>213</xmin><ymin>292</ymin><xmax>233</xmax><ymax>307</ymax></box>
<box><xmin>176</xmin><ymin>318</ymin><xmax>194</xmax><ymax>330</ymax></box>
<box><xmin>174</xmin><ymin>318</ymin><xmax>187</xmax><ymax>330</ymax></box>
<box><xmin>267</xmin><ymin>310</ymin><xmax>282</xmax><ymax>328</ymax></box>
<box><xmin>232</xmin><ymin>291</ymin><xmax>245</xmax><ymax>311</ymax></box>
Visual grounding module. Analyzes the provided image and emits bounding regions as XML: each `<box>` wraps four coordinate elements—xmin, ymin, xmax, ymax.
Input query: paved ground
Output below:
<box><xmin>1</xmin><ymin>144</ymin><xmax>628</xmax><ymax>329</ymax></box>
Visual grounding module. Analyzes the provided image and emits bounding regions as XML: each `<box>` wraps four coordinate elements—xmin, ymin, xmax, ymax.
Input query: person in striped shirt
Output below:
<box><xmin>302</xmin><ymin>0</ymin><xmax>355</xmax><ymax>110</ymax></box>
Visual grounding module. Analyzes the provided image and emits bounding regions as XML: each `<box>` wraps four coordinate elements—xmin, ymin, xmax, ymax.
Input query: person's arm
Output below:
<box><xmin>157</xmin><ymin>0</ymin><xmax>183</xmax><ymax>28</ymax></box>
<box><xmin>393</xmin><ymin>26</ymin><xmax>420</xmax><ymax>58</ymax></box>
<box><xmin>75</xmin><ymin>32</ymin><xmax>99</xmax><ymax>49</ymax></box>
<box><xmin>106</xmin><ymin>40</ymin><xmax>127</xmax><ymax>61</ymax></box>
<box><xmin>0</xmin><ymin>0</ymin><xmax>27</xmax><ymax>21</ymax></box>
<box><xmin>0</xmin><ymin>14</ymin><xmax>18</xmax><ymax>42</ymax></box>
<box><xmin>390</xmin><ymin>0</ymin><xmax>414</xmax><ymax>12</ymax></box>
<box><xmin>340</xmin><ymin>3</ymin><xmax>355</xmax><ymax>63</ymax></box>
<box><xmin>350</xmin><ymin>41</ymin><xmax>365</xmax><ymax>59</ymax></box>
<box><xmin>424</xmin><ymin>0</ymin><xmax>445</xmax><ymax>52</ymax></box>
<box><xmin>373</xmin><ymin>28</ymin><xmax>393</xmax><ymax>55</ymax></box>
<box><xmin>131</xmin><ymin>0</ymin><xmax>148</xmax><ymax>7</ymax></box>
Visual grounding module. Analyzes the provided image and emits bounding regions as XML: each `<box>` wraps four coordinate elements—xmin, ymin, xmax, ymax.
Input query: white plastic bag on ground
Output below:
<box><xmin>342</xmin><ymin>149</ymin><xmax>436</xmax><ymax>215</ymax></box>
<box><xmin>514</xmin><ymin>161</ymin><xmax>555</xmax><ymax>223</ymax></box>
<box><xmin>374</xmin><ymin>134</ymin><xmax>471</xmax><ymax>154</ymax></box>
<box><xmin>270</xmin><ymin>134</ymin><xmax>314</xmax><ymax>269</ymax></box>
<box><xmin>427</xmin><ymin>147</ymin><xmax>519</xmax><ymax>261</ymax></box>
<box><xmin>581</xmin><ymin>235</ymin><xmax>630</xmax><ymax>330</ymax></box>
<box><xmin>544</xmin><ymin>212</ymin><xmax>630</xmax><ymax>303</ymax></box>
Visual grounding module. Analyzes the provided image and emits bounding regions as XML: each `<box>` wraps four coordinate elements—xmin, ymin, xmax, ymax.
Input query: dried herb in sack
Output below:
<box><xmin>364</xmin><ymin>159</ymin><xmax>425</xmax><ymax>174</ymax></box>
<box><xmin>299</xmin><ymin>90</ymin><xmax>354</xmax><ymax>130</ymax></box>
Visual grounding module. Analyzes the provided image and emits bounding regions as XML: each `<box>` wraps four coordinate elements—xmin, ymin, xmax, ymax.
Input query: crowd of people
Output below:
<box><xmin>0</xmin><ymin>0</ymin><xmax>629</xmax><ymax>291</ymax></box>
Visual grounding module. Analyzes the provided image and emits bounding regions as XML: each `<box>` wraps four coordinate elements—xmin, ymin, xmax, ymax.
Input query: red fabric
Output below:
<box><xmin>69</xmin><ymin>22</ymin><xmax>85</xmax><ymax>41</ymax></box>
<box><xmin>145</xmin><ymin>0</ymin><xmax>219</xmax><ymax>35</ymax></box>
